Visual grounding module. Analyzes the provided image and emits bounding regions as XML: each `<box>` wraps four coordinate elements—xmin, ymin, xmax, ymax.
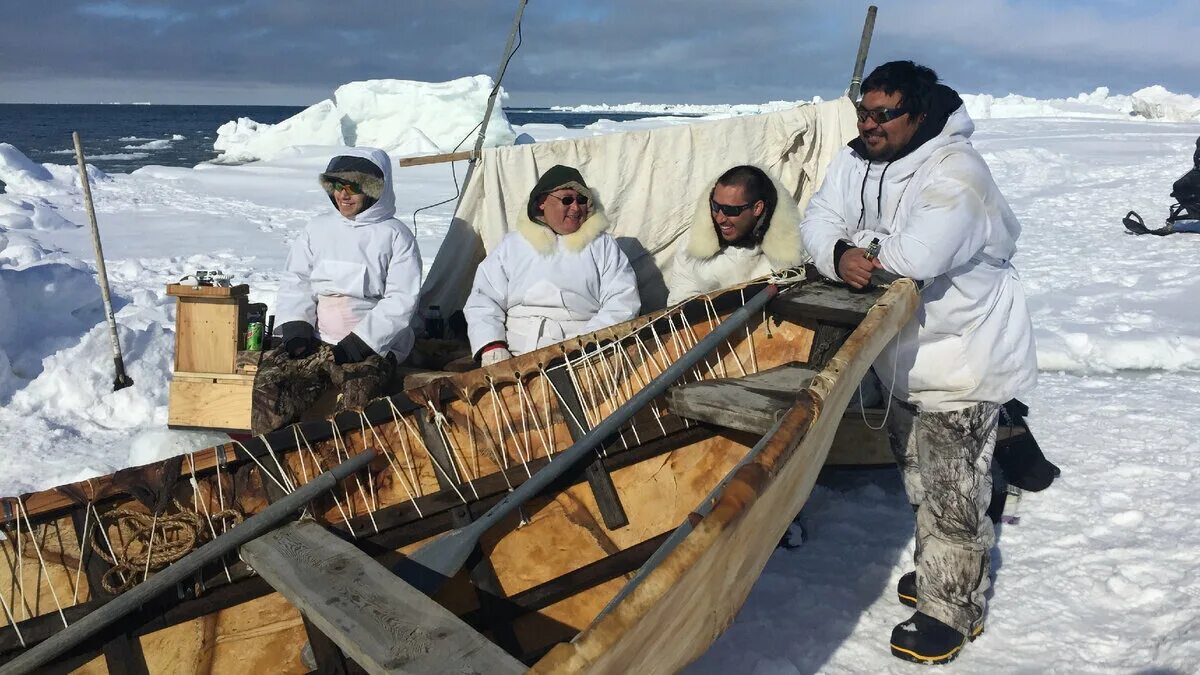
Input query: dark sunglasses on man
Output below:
<box><xmin>855</xmin><ymin>105</ymin><xmax>911</xmax><ymax>125</ymax></box>
<box><xmin>709</xmin><ymin>197</ymin><xmax>757</xmax><ymax>217</ymax></box>
<box><xmin>545</xmin><ymin>193</ymin><xmax>589</xmax><ymax>207</ymax></box>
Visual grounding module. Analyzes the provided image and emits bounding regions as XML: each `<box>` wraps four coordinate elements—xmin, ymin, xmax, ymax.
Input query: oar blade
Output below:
<box><xmin>393</xmin><ymin>527</ymin><xmax>477</xmax><ymax>595</ymax></box>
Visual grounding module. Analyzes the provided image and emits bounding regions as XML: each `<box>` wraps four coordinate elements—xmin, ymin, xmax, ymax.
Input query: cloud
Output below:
<box><xmin>0</xmin><ymin>1</ymin><xmax>1197</xmax><ymax>105</ymax></box>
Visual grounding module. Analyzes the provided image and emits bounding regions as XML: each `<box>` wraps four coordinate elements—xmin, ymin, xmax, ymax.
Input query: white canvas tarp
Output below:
<box><xmin>419</xmin><ymin>97</ymin><xmax>857</xmax><ymax>315</ymax></box>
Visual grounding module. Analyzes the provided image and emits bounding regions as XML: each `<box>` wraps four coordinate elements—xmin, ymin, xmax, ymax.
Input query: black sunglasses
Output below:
<box><xmin>856</xmin><ymin>105</ymin><xmax>911</xmax><ymax>125</ymax></box>
<box><xmin>328</xmin><ymin>178</ymin><xmax>363</xmax><ymax>195</ymax></box>
<box><xmin>710</xmin><ymin>198</ymin><xmax>756</xmax><ymax>217</ymax></box>
<box><xmin>545</xmin><ymin>193</ymin><xmax>589</xmax><ymax>207</ymax></box>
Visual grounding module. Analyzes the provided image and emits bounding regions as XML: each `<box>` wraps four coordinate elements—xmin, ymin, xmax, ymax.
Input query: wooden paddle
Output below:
<box><xmin>397</xmin><ymin>283</ymin><xmax>781</xmax><ymax>594</ymax></box>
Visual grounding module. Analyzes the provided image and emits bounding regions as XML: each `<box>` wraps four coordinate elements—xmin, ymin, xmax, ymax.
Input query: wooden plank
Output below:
<box><xmin>166</xmin><ymin>283</ymin><xmax>249</xmax><ymax>298</ymax></box>
<box><xmin>167</xmin><ymin>376</ymin><xmax>254</xmax><ymax>431</ymax></box>
<box><xmin>770</xmin><ymin>279</ymin><xmax>886</xmax><ymax>327</ymax></box>
<box><xmin>241</xmin><ymin>521</ymin><xmax>524</xmax><ymax>675</ymax></box>
<box><xmin>544</xmin><ymin>368</ymin><xmax>629</xmax><ymax>530</ymax></box>
<box><xmin>666</xmin><ymin>363</ymin><xmax>819</xmax><ymax>435</ymax></box>
<box><xmin>397</xmin><ymin>150</ymin><xmax>473</xmax><ymax>167</ymax></box>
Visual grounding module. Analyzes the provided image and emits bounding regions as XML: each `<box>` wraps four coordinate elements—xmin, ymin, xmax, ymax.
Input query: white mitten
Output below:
<box><xmin>481</xmin><ymin>347</ymin><xmax>513</xmax><ymax>366</ymax></box>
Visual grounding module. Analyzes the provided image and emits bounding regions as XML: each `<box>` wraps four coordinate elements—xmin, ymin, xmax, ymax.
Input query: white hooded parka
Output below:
<box><xmin>801</xmin><ymin>103</ymin><xmax>1037</xmax><ymax>411</ymax></box>
<box><xmin>464</xmin><ymin>206</ymin><xmax>640</xmax><ymax>357</ymax></box>
<box><xmin>273</xmin><ymin>147</ymin><xmax>422</xmax><ymax>360</ymax></box>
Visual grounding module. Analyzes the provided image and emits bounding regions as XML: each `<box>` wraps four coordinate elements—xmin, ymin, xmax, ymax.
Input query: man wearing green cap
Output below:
<box><xmin>464</xmin><ymin>164</ymin><xmax>640</xmax><ymax>364</ymax></box>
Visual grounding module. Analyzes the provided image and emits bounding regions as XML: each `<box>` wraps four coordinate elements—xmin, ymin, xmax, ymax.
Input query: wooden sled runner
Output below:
<box><xmin>0</xmin><ymin>271</ymin><xmax>918</xmax><ymax>674</ymax></box>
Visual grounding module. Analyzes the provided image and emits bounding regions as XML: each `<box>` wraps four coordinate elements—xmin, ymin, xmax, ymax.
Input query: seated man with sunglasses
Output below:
<box><xmin>800</xmin><ymin>60</ymin><xmax>1037</xmax><ymax>665</ymax></box>
<box><xmin>464</xmin><ymin>164</ymin><xmax>639</xmax><ymax>365</ymax></box>
<box><xmin>251</xmin><ymin>147</ymin><xmax>421</xmax><ymax>434</ymax></box>
<box><xmin>666</xmin><ymin>164</ymin><xmax>807</xmax><ymax>305</ymax></box>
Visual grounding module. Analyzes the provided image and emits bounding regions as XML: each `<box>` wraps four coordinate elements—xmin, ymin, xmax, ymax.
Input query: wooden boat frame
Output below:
<box><xmin>0</xmin><ymin>273</ymin><xmax>918</xmax><ymax>674</ymax></box>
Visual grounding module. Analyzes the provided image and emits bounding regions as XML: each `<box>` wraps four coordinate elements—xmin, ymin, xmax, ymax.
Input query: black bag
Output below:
<box><xmin>994</xmin><ymin>399</ymin><xmax>1060</xmax><ymax>492</ymax></box>
<box><xmin>1168</xmin><ymin>136</ymin><xmax>1200</xmax><ymax>223</ymax></box>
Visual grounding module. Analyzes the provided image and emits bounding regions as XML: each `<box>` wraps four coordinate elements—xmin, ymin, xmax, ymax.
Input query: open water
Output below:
<box><xmin>0</xmin><ymin>104</ymin><xmax>677</xmax><ymax>176</ymax></box>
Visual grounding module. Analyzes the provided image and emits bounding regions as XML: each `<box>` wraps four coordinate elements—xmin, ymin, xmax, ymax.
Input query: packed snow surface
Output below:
<box><xmin>2</xmin><ymin>83</ymin><xmax>1199</xmax><ymax>672</ymax></box>
<box><xmin>213</xmin><ymin>76</ymin><xmax>517</xmax><ymax>163</ymax></box>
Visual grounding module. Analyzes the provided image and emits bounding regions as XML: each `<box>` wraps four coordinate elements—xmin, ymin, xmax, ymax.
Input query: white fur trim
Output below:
<box><xmin>515</xmin><ymin>204</ymin><xmax>610</xmax><ymax>255</ymax></box>
<box><xmin>683</xmin><ymin>175</ymin><xmax>806</xmax><ymax>268</ymax></box>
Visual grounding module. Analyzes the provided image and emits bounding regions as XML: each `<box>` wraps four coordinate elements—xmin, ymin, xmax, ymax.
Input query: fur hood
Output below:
<box><xmin>683</xmin><ymin>173</ymin><xmax>805</xmax><ymax>268</ymax></box>
<box><xmin>515</xmin><ymin>200</ymin><xmax>611</xmax><ymax>256</ymax></box>
<box><xmin>315</xmin><ymin>147</ymin><xmax>396</xmax><ymax>225</ymax></box>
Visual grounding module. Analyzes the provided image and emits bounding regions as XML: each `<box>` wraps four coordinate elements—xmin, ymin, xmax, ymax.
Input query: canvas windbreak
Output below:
<box><xmin>419</xmin><ymin>98</ymin><xmax>858</xmax><ymax>314</ymax></box>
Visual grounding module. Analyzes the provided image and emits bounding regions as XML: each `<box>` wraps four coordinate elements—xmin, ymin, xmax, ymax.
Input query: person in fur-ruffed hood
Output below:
<box><xmin>666</xmin><ymin>165</ymin><xmax>809</xmax><ymax>304</ymax></box>
<box><xmin>464</xmin><ymin>164</ymin><xmax>640</xmax><ymax>364</ymax></box>
<box><xmin>250</xmin><ymin>147</ymin><xmax>421</xmax><ymax>435</ymax></box>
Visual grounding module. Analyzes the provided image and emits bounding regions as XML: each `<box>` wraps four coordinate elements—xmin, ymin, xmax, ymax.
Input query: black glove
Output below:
<box><xmin>333</xmin><ymin>332</ymin><xmax>377</xmax><ymax>365</ymax></box>
<box><xmin>278</xmin><ymin>321</ymin><xmax>316</xmax><ymax>359</ymax></box>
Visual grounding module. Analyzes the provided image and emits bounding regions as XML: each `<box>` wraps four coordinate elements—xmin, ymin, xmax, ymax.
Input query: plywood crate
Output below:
<box><xmin>167</xmin><ymin>372</ymin><xmax>255</xmax><ymax>431</ymax></box>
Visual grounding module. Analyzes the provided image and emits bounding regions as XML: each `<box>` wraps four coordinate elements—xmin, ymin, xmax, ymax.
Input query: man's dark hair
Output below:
<box><xmin>714</xmin><ymin>165</ymin><xmax>778</xmax><ymax>243</ymax></box>
<box><xmin>715</xmin><ymin>165</ymin><xmax>776</xmax><ymax>209</ymax></box>
<box><xmin>861</xmin><ymin>61</ymin><xmax>940</xmax><ymax>118</ymax></box>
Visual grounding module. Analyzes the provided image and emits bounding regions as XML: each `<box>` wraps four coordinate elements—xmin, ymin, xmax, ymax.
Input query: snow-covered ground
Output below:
<box><xmin>1</xmin><ymin>84</ymin><xmax>1199</xmax><ymax>672</ymax></box>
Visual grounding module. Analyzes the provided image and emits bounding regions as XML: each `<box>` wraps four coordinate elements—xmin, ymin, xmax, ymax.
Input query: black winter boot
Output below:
<box><xmin>890</xmin><ymin>612</ymin><xmax>972</xmax><ymax>665</ymax></box>
<box><xmin>897</xmin><ymin>571</ymin><xmax>917</xmax><ymax>608</ymax></box>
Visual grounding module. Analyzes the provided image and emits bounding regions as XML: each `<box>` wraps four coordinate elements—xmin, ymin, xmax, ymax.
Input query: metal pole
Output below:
<box><xmin>0</xmin><ymin>449</ymin><xmax>378</xmax><ymax>675</ymax></box>
<box><xmin>72</xmin><ymin>132</ymin><xmax>133</xmax><ymax>392</ymax></box>
<box><xmin>401</xmin><ymin>284</ymin><xmax>781</xmax><ymax>593</ymax></box>
<box><xmin>456</xmin><ymin>0</ymin><xmax>529</xmax><ymax>210</ymax></box>
<box><xmin>847</xmin><ymin>5</ymin><xmax>878</xmax><ymax>101</ymax></box>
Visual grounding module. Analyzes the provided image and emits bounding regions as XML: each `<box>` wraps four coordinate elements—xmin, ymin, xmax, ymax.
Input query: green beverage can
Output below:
<box><xmin>246</xmin><ymin>322</ymin><xmax>264</xmax><ymax>351</ymax></box>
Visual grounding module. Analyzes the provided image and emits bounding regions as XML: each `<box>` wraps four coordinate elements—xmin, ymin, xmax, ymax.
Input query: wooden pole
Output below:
<box><xmin>847</xmin><ymin>5</ymin><xmax>878</xmax><ymax>101</ymax></box>
<box><xmin>72</xmin><ymin>132</ymin><xmax>133</xmax><ymax>392</ymax></box>
<box><xmin>455</xmin><ymin>0</ymin><xmax>529</xmax><ymax>207</ymax></box>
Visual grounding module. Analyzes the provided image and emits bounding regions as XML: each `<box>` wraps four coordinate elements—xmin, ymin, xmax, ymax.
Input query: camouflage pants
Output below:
<box><xmin>250</xmin><ymin>343</ymin><xmax>395</xmax><ymax>435</ymax></box>
<box><xmin>886</xmin><ymin>398</ymin><xmax>1000</xmax><ymax>635</ymax></box>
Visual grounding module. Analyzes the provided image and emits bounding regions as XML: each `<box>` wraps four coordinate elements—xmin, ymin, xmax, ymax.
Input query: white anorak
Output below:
<box><xmin>464</xmin><ymin>208</ymin><xmax>640</xmax><ymax>356</ymax></box>
<box><xmin>667</xmin><ymin>175</ymin><xmax>809</xmax><ymax>305</ymax></box>
<box><xmin>801</xmin><ymin>105</ymin><xmax>1037</xmax><ymax>411</ymax></box>
<box><xmin>273</xmin><ymin>147</ymin><xmax>421</xmax><ymax>359</ymax></box>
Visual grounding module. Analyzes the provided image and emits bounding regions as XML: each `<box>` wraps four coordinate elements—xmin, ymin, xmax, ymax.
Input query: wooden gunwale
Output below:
<box><xmin>531</xmin><ymin>279</ymin><xmax>920</xmax><ymax>673</ymax></box>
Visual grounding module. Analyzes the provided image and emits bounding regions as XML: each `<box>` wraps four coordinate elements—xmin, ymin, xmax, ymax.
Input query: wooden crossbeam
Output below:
<box><xmin>241</xmin><ymin>521</ymin><xmax>524</xmax><ymax>675</ymax></box>
<box><xmin>666</xmin><ymin>363</ymin><xmax>819</xmax><ymax>435</ymax></box>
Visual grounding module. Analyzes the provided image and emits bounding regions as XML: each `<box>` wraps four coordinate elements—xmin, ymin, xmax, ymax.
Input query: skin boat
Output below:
<box><xmin>0</xmin><ymin>271</ymin><xmax>918</xmax><ymax>673</ymax></box>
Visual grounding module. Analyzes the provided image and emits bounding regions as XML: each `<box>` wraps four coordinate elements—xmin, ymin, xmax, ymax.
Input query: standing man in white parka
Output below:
<box><xmin>800</xmin><ymin>61</ymin><xmax>1037</xmax><ymax>665</ymax></box>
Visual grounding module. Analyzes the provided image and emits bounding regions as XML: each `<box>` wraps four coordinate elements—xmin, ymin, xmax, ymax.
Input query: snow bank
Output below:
<box><xmin>213</xmin><ymin>75</ymin><xmax>517</xmax><ymax>163</ymax></box>
<box><xmin>1130</xmin><ymin>85</ymin><xmax>1200</xmax><ymax>123</ymax></box>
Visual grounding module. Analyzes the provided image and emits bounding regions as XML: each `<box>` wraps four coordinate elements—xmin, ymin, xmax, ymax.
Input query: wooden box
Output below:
<box><xmin>167</xmin><ymin>283</ymin><xmax>257</xmax><ymax>431</ymax></box>
<box><xmin>167</xmin><ymin>372</ymin><xmax>255</xmax><ymax>431</ymax></box>
<box><xmin>167</xmin><ymin>283</ymin><xmax>249</xmax><ymax>374</ymax></box>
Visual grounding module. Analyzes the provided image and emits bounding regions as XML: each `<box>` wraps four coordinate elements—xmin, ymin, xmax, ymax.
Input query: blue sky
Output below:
<box><xmin>1</xmin><ymin>1</ymin><xmax>1197</xmax><ymax>105</ymax></box>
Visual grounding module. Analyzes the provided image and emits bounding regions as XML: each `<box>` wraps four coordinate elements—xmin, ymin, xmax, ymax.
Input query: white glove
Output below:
<box><xmin>480</xmin><ymin>346</ymin><xmax>512</xmax><ymax>366</ymax></box>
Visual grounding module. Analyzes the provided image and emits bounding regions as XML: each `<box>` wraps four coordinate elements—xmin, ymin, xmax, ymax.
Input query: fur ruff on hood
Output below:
<box><xmin>515</xmin><ymin>203</ymin><xmax>611</xmax><ymax>256</ymax></box>
<box><xmin>319</xmin><ymin>170</ymin><xmax>386</xmax><ymax>201</ymax></box>
<box><xmin>683</xmin><ymin>175</ymin><xmax>804</xmax><ymax>268</ymax></box>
